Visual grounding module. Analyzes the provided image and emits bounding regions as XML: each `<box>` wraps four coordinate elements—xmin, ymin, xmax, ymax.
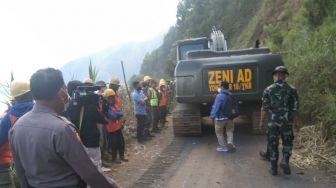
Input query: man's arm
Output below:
<box><xmin>8</xmin><ymin>129</ymin><xmax>29</xmax><ymax>188</ymax></box>
<box><xmin>54</xmin><ymin>124</ymin><xmax>120</xmax><ymax>188</ymax></box>
<box><xmin>210</xmin><ymin>95</ymin><xmax>224</xmax><ymax>119</ymax></box>
<box><xmin>133</xmin><ymin>93</ymin><xmax>145</xmax><ymax>105</ymax></box>
<box><xmin>290</xmin><ymin>88</ymin><xmax>299</xmax><ymax>113</ymax></box>
<box><xmin>96</xmin><ymin>123</ymin><xmax>105</xmax><ymax>147</ymax></box>
<box><xmin>260</xmin><ymin>89</ymin><xmax>270</xmax><ymax>129</ymax></box>
<box><xmin>0</xmin><ymin>115</ymin><xmax>11</xmax><ymax>147</ymax></box>
<box><xmin>147</xmin><ymin>89</ymin><xmax>152</xmax><ymax>100</ymax></box>
<box><xmin>107</xmin><ymin>109</ymin><xmax>123</xmax><ymax>120</ymax></box>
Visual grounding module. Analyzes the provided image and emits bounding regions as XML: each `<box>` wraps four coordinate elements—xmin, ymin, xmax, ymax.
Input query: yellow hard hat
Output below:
<box><xmin>104</xmin><ymin>89</ymin><xmax>116</xmax><ymax>97</ymax></box>
<box><xmin>159</xmin><ymin>79</ymin><xmax>166</xmax><ymax>86</ymax></box>
<box><xmin>143</xmin><ymin>75</ymin><xmax>152</xmax><ymax>81</ymax></box>
<box><xmin>10</xmin><ymin>80</ymin><xmax>30</xmax><ymax>98</ymax></box>
<box><xmin>84</xmin><ymin>78</ymin><xmax>94</xmax><ymax>84</ymax></box>
<box><xmin>110</xmin><ymin>77</ymin><xmax>120</xmax><ymax>85</ymax></box>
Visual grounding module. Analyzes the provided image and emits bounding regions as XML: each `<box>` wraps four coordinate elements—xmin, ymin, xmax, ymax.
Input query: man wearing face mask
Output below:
<box><xmin>259</xmin><ymin>66</ymin><xmax>299</xmax><ymax>176</ymax></box>
<box><xmin>132</xmin><ymin>81</ymin><xmax>148</xmax><ymax>143</ymax></box>
<box><xmin>9</xmin><ymin>68</ymin><xmax>120</xmax><ymax>188</ymax></box>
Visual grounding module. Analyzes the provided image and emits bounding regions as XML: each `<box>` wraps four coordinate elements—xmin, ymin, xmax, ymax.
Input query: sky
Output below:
<box><xmin>0</xmin><ymin>0</ymin><xmax>179</xmax><ymax>111</ymax></box>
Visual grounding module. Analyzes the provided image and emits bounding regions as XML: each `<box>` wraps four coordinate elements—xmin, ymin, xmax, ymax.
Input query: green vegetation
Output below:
<box><xmin>0</xmin><ymin>71</ymin><xmax>15</xmax><ymax>107</ymax></box>
<box><xmin>140</xmin><ymin>0</ymin><xmax>336</xmax><ymax>136</ymax></box>
<box><xmin>88</xmin><ymin>57</ymin><xmax>99</xmax><ymax>82</ymax></box>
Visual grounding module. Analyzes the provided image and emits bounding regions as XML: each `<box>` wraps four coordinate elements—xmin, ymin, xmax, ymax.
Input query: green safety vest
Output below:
<box><xmin>149</xmin><ymin>88</ymin><xmax>159</xmax><ymax>106</ymax></box>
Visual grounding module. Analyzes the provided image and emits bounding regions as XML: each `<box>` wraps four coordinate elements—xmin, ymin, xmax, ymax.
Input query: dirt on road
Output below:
<box><xmin>105</xmin><ymin>117</ymin><xmax>335</xmax><ymax>188</ymax></box>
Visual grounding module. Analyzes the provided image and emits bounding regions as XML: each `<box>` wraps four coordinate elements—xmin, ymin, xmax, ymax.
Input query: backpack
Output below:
<box><xmin>222</xmin><ymin>93</ymin><xmax>239</xmax><ymax>120</ymax></box>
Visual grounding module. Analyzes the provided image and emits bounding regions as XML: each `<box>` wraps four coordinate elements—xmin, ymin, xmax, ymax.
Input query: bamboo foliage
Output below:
<box><xmin>88</xmin><ymin>57</ymin><xmax>99</xmax><ymax>82</ymax></box>
<box><xmin>11</xmin><ymin>71</ymin><xmax>14</xmax><ymax>82</ymax></box>
<box><xmin>0</xmin><ymin>71</ymin><xmax>15</xmax><ymax>107</ymax></box>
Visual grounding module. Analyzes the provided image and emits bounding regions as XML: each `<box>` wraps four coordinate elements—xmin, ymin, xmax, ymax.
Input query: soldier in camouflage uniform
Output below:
<box><xmin>259</xmin><ymin>66</ymin><xmax>299</xmax><ymax>176</ymax></box>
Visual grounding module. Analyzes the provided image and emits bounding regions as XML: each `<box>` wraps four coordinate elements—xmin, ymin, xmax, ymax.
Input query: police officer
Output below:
<box><xmin>259</xmin><ymin>66</ymin><xmax>299</xmax><ymax>176</ymax></box>
<box><xmin>9</xmin><ymin>68</ymin><xmax>120</xmax><ymax>188</ymax></box>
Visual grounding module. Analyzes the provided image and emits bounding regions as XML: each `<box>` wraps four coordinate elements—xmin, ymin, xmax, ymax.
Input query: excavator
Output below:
<box><xmin>172</xmin><ymin>27</ymin><xmax>283</xmax><ymax>136</ymax></box>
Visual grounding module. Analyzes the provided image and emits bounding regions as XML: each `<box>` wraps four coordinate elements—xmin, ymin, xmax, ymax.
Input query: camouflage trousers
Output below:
<box><xmin>267</xmin><ymin>123</ymin><xmax>294</xmax><ymax>162</ymax></box>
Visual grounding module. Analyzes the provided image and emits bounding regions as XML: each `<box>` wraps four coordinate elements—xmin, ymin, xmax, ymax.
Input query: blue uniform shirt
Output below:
<box><xmin>132</xmin><ymin>90</ymin><xmax>147</xmax><ymax>115</ymax></box>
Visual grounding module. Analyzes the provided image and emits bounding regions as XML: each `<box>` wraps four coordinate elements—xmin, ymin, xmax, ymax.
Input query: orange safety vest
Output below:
<box><xmin>106</xmin><ymin>105</ymin><xmax>123</xmax><ymax>133</ymax></box>
<box><xmin>159</xmin><ymin>90</ymin><xmax>168</xmax><ymax>107</ymax></box>
<box><xmin>0</xmin><ymin>115</ymin><xmax>17</xmax><ymax>165</ymax></box>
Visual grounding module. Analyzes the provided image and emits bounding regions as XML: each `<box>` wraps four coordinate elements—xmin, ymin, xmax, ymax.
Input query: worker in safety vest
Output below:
<box><xmin>142</xmin><ymin>76</ymin><xmax>155</xmax><ymax>137</ymax></box>
<box><xmin>158</xmin><ymin>79</ymin><xmax>168</xmax><ymax>128</ymax></box>
<box><xmin>103</xmin><ymin>89</ymin><xmax>128</xmax><ymax>163</ymax></box>
<box><xmin>147</xmin><ymin>79</ymin><xmax>160</xmax><ymax>132</ymax></box>
<box><xmin>0</xmin><ymin>80</ymin><xmax>34</xmax><ymax>187</ymax></box>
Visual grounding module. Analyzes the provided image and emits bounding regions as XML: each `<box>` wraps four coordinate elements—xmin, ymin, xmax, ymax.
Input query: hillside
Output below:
<box><xmin>140</xmin><ymin>0</ymin><xmax>336</xmax><ymax>135</ymax></box>
<box><xmin>60</xmin><ymin>34</ymin><xmax>163</xmax><ymax>83</ymax></box>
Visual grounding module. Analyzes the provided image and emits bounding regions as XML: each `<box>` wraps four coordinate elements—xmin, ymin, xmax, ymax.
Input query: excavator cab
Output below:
<box><xmin>177</xmin><ymin>37</ymin><xmax>209</xmax><ymax>61</ymax></box>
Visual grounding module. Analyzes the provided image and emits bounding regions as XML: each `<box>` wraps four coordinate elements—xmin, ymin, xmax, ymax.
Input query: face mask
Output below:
<box><xmin>59</xmin><ymin>87</ymin><xmax>70</xmax><ymax>111</ymax></box>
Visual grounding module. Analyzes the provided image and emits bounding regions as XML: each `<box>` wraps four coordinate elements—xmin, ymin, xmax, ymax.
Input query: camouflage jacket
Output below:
<box><xmin>261</xmin><ymin>80</ymin><xmax>299</xmax><ymax>125</ymax></box>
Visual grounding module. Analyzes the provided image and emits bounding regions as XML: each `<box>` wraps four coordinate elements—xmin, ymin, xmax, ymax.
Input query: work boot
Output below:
<box><xmin>152</xmin><ymin>128</ymin><xmax>160</xmax><ymax>133</ymax></box>
<box><xmin>270</xmin><ymin>160</ymin><xmax>278</xmax><ymax>176</ymax></box>
<box><xmin>227</xmin><ymin>143</ymin><xmax>236</xmax><ymax>152</ymax></box>
<box><xmin>145</xmin><ymin>132</ymin><xmax>155</xmax><ymax>137</ymax></box>
<box><xmin>120</xmin><ymin>157</ymin><xmax>129</xmax><ymax>162</ymax></box>
<box><xmin>145</xmin><ymin>130</ymin><xmax>155</xmax><ymax>137</ymax></box>
<box><xmin>112</xmin><ymin>158</ymin><xmax>122</xmax><ymax>164</ymax></box>
<box><xmin>259</xmin><ymin>151</ymin><xmax>270</xmax><ymax>161</ymax></box>
<box><xmin>280</xmin><ymin>158</ymin><xmax>291</xmax><ymax>175</ymax></box>
<box><xmin>112</xmin><ymin>155</ymin><xmax>121</xmax><ymax>164</ymax></box>
<box><xmin>101</xmin><ymin>166</ymin><xmax>111</xmax><ymax>172</ymax></box>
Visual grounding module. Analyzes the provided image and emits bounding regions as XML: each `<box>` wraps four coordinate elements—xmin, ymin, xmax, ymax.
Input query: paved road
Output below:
<box><xmin>154</xmin><ymin>124</ymin><xmax>334</xmax><ymax>188</ymax></box>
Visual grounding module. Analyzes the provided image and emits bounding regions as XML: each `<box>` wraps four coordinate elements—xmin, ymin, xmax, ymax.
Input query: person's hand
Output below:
<box><xmin>99</xmin><ymin>137</ymin><xmax>104</xmax><ymax>148</ymax></box>
<box><xmin>140</xmin><ymin>100</ymin><xmax>146</xmax><ymax>105</ymax></box>
<box><xmin>259</xmin><ymin>120</ymin><xmax>266</xmax><ymax>129</ymax></box>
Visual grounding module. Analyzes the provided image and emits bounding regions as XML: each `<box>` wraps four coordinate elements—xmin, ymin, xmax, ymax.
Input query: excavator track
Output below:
<box><xmin>172</xmin><ymin>103</ymin><xmax>202</xmax><ymax>136</ymax></box>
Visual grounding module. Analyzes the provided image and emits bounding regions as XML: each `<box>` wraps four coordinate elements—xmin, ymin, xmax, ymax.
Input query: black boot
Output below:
<box><xmin>112</xmin><ymin>157</ymin><xmax>122</xmax><ymax>164</ymax></box>
<box><xmin>259</xmin><ymin>151</ymin><xmax>270</xmax><ymax>161</ymax></box>
<box><xmin>280</xmin><ymin>158</ymin><xmax>291</xmax><ymax>175</ymax></box>
<box><xmin>270</xmin><ymin>160</ymin><xmax>278</xmax><ymax>176</ymax></box>
<box><xmin>120</xmin><ymin>155</ymin><xmax>129</xmax><ymax>162</ymax></box>
<box><xmin>145</xmin><ymin>129</ymin><xmax>155</xmax><ymax>137</ymax></box>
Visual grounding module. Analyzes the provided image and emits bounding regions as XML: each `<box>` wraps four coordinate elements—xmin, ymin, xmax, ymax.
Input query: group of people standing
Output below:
<box><xmin>0</xmin><ymin>68</ymin><xmax>171</xmax><ymax>188</ymax></box>
<box><xmin>132</xmin><ymin>75</ymin><xmax>169</xmax><ymax>143</ymax></box>
<box><xmin>1</xmin><ymin>68</ymin><xmax>120</xmax><ymax>187</ymax></box>
<box><xmin>210</xmin><ymin>65</ymin><xmax>299</xmax><ymax>176</ymax></box>
<box><xmin>65</xmin><ymin>77</ymin><xmax>128</xmax><ymax>169</ymax></box>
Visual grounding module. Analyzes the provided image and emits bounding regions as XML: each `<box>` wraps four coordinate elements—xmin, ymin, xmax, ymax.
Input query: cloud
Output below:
<box><xmin>0</xmin><ymin>0</ymin><xmax>178</xmax><ymax>81</ymax></box>
<box><xmin>0</xmin><ymin>0</ymin><xmax>178</xmax><ymax>110</ymax></box>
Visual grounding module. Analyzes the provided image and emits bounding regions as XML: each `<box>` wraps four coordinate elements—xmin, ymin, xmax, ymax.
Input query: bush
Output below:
<box><xmin>285</xmin><ymin>20</ymin><xmax>336</xmax><ymax>137</ymax></box>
